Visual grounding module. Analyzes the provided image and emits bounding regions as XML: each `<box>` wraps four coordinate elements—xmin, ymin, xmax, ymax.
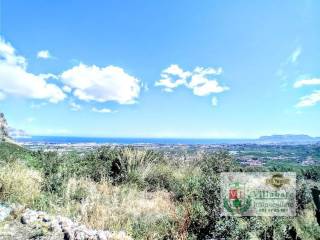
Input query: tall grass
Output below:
<box><xmin>44</xmin><ymin>177</ymin><xmax>178</xmax><ymax>239</ymax></box>
<box><xmin>0</xmin><ymin>161</ymin><xmax>42</xmax><ymax>205</ymax></box>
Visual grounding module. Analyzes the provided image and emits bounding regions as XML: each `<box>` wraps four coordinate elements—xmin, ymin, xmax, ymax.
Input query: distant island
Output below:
<box><xmin>258</xmin><ymin>134</ymin><xmax>320</xmax><ymax>142</ymax></box>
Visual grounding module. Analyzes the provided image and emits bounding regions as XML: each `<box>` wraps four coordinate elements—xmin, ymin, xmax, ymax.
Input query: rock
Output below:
<box><xmin>20</xmin><ymin>209</ymin><xmax>39</xmax><ymax>224</ymax></box>
<box><xmin>43</xmin><ymin>215</ymin><xmax>51</xmax><ymax>222</ymax></box>
<box><xmin>118</xmin><ymin>231</ymin><xmax>127</xmax><ymax>238</ymax></box>
<box><xmin>96</xmin><ymin>230</ymin><xmax>110</xmax><ymax>240</ymax></box>
<box><xmin>0</xmin><ymin>113</ymin><xmax>10</xmax><ymax>140</ymax></box>
<box><xmin>74</xmin><ymin>230</ymin><xmax>87</xmax><ymax>240</ymax></box>
<box><xmin>1</xmin><ymin>204</ymin><xmax>132</xmax><ymax>239</ymax></box>
<box><xmin>48</xmin><ymin>220</ymin><xmax>62</xmax><ymax>232</ymax></box>
<box><xmin>0</xmin><ymin>203</ymin><xmax>12</xmax><ymax>221</ymax></box>
<box><xmin>63</xmin><ymin>227</ymin><xmax>74</xmax><ymax>240</ymax></box>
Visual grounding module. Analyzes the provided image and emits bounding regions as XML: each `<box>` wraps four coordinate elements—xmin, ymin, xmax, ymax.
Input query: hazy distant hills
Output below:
<box><xmin>258</xmin><ymin>134</ymin><xmax>320</xmax><ymax>143</ymax></box>
<box><xmin>8</xmin><ymin>127</ymin><xmax>30</xmax><ymax>139</ymax></box>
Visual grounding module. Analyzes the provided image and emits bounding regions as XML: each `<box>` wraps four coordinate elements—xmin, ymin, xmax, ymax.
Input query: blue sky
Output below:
<box><xmin>0</xmin><ymin>0</ymin><xmax>319</xmax><ymax>138</ymax></box>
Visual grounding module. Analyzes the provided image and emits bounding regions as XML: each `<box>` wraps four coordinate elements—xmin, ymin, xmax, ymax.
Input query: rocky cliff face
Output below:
<box><xmin>0</xmin><ymin>112</ymin><xmax>10</xmax><ymax>141</ymax></box>
<box><xmin>0</xmin><ymin>113</ymin><xmax>28</xmax><ymax>141</ymax></box>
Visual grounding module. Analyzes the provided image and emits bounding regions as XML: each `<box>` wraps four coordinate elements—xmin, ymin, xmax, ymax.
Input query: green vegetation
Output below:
<box><xmin>0</xmin><ymin>142</ymin><xmax>320</xmax><ymax>239</ymax></box>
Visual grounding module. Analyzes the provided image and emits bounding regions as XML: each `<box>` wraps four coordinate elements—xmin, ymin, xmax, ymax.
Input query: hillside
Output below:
<box><xmin>259</xmin><ymin>134</ymin><xmax>319</xmax><ymax>142</ymax></box>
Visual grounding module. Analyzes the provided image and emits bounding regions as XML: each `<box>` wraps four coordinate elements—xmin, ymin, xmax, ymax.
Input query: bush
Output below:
<box><xmin>183</xmin><ymin>150</ymin><xmax>241</xmax><ymax>239</ymax></box>
<box><xmin>32</xmin><ymin>151</ymin><xmax>71</xmax><ymax>194</ymax></box>
<box><xmin>145</xmin><ymin>164</ymin><xmax>177</xmax><ymax>192</ymax></box>
<box><xmin>0</xmin><ymin>162</ymin><xmax>42</xmax><ymax>205</ymax></box>
<box><xmin>77</xmin><ymin>147</ymin><xmax>162</xmax><ymax>184</ymax></box>
<box><xmin>65</xmin><ymin>178</ymin><xmax>93</xmax><ymax>203</ymax></box>
<box><xmin>296</xmin><ymin>177</ymin><xmax>313</xmax><ymax>212</ymax></box>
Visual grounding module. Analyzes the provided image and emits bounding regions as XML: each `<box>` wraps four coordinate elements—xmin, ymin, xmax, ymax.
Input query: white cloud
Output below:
<box><xmin>192</xmin><ymin>80</ymin><xmax>228</xmax><ymax>96</ymax></box>
<box><xmin>294</xmin><ymin>78</ymin><xmax>320</xmax><ymax>88</ymax></box>
<box><xmin>63</xmin><ymin>85</ymin><xmax>72</xmax><ymax>93</ymax></box>
<box><xmin>0</xmin><ymin>38</ymin><xmax>26</xmax><ymax>67</ymax></box>
<box><xmin>0</xmin><ymin>38</ymin><xmax>65</xmax><ymax>103</ymax></box>
<box><xmin>69</xmin><ymin>102</ymin><xmax>81</xmax><ymax>111</ymax></box>
<box><xmin>156</xmin><ymin>65</ymin><xmax>227</xmax><ymax>93</ymax></box>
<box><xmin>211</xmin><ymin>96</ymin><xmax>218</xmax><ymax>107</ymax></box>
<box><xmin>289</xmin><ymin>47</ymin><xmax>302</xmax><ymax>63</ymax></box>
<box><xmin>39</xmin><ymin>73</ymin><xmax>58</xmax><ymax>80</ymax></box>
<box><xmin>155</xmin><ymin>64</ymin><xmax>228</xmax><ymax>104</ymax></box>
<box><xmin>92</xmin><ymin>107</ymin><xmax>112</xmax><ymax>113</ymax></box>
<box><xmin>37</xmin><ymin>50</ymin><xmax>51</xmax><ymax>59</ymax></box>
<box><xmin>189</xmin><ymin>67</ymin><xmax>228</xmax><ymax>96</ymax></box>
<box><xmin>189</xmin><ymin>67</ymin><xmax>222</xmax><ymax>88</ymax></box>
<box><xmin>163</xmin><ymin>88</ymin><xmax>173</xmax><ymax>93</ymax></box>
<box><xmin>155</xmin><ymin>78</ymin><xmax>186</xmax><ymax>90</ymax></box>
<box><xmin>276</xmin><ymin>46</ymin><xmax>302</xmax><ymax>87</ymax></box>
<box><xmin>61</xmin><ymin>63</ymin><xmax>140</xmax><ymax>104</ymax></box>
<box><xmin>162</xmin><ymin>64</ymin><xmax>191</xmax><ymax>79</ymax></box>
<box><xmin>296</xmin><ymin>90</ymin><xmax>320</xmax><ymax>107</ymax></box>
<box><xmin>155</xmin><ymin>64</ymin><xmax>190</xmax><ymax>91</ymax></box>
<box><xmin>293</xmin><ymin>77</ymin><xmax>320</xmax><ymax>107</ymax></box>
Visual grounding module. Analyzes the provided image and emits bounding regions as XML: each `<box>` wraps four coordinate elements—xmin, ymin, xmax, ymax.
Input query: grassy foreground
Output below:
<box><xmin>0</xmin><ymin>142</ymin><xmax>320</xmax><ymax>239</ymax></box>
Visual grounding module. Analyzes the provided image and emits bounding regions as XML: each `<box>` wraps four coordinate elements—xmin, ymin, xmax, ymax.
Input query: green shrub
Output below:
<box><xmin>131</xmin><ymin>216</ymin><xmax>175</xmax><ymax>240</ymax></box>
<box><xmin>145</xmin><ymin>164</ymin><xmax>176</xmax><ymax>192</ymax></box>
<box><xmin>33</xmin><ymin>151</ymin><xmax>69</xmax><ymax>194</ymax></box>
<box><xmin>186</xmin><ymin>151</ymin><xmax>240</xmax><ymax>238</ymax></box>
<box><xmin>296</xmin><ymin>177</ymin><xmax>313</xmax><ymax>212</ymax></box>
<box><xmin>78</xmin><ymin>147</ymin><xmax>163</xmax><ymax>183</ymax></box>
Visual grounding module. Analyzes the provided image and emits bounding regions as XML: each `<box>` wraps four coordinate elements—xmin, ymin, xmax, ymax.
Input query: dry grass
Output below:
<box><xmin>0</xmin><ymin>162</ymin><xmax>42</xmax><ymax>205</ymax></box>
<box><xmin>62</xmin><ymin>178</ymin><xmax>177</xmax><ymax>238</ymax></box>
<box><xmin>122</xmin><ymin>147</ymin><xmax>158</xmax><ymax>179</ymax></box>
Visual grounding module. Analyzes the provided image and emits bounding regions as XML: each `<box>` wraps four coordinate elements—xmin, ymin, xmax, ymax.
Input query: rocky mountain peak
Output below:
<box><xmin>0</xmin><ymin>112</ymin><xmax>10</xmax><ymax>141</ymax></box>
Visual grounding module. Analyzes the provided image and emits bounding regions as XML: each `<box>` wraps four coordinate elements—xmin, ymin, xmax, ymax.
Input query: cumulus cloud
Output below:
<box><xmin>155</xmin><ymin>65</ymin><xmax>227</xmax><ymax>93</ymax></box>
<box><xmin>296</xmin><ymin>90</ymin><xmax>320</xmax><ymax>107</ymax></box>
<box><xmin>69</xmin><ymin>102</ymin><xmax>81</xmax><ymax>111</ymax></box>
<box><xmin>61</xmin><ymin>64</ymin><xmax>140</xmax><ymax>104</ymax></box>
<box><xmin>92</xmin><ymin>107</ymin><xmax>112</xmax><ymax>113</ymax></box>
<box><xmin>155</xmin><ymin>64</ymin><xmax>190</xmax><ymax>92</ymax></box>
<box><xmin>155</xmin><ymin>64</ymin><xmax>228</xmax><ymax>105</ymax></box>
<box><xmin>294</xmin><ymin>78</ymin><xmax>320</xmax><ymax>88</ymax></box>
<box><xmin>37</xmin><ymin>50</ymin><xmax>51</xmax><ymax>59</ymax></box>
<box><xmin>62</xmin><ymin>85</ymin><xmax>72</xmax><ymax>93</ymax></box>
<box><xmin>190</xmin><ymin>67</ymin><xmax>227</xmax><ymax>96</ymax></box>
<box><xmin>0</xmin><ymin>38</ymin><xmax>65</xmax><ymax>103</ymax></box>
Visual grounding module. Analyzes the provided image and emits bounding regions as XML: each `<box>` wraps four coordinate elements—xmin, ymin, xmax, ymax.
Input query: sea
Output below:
<box><xmin>15</xmin><ymin>136</ymin><xmax>257</xmax><ymax>145</ymax></box>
